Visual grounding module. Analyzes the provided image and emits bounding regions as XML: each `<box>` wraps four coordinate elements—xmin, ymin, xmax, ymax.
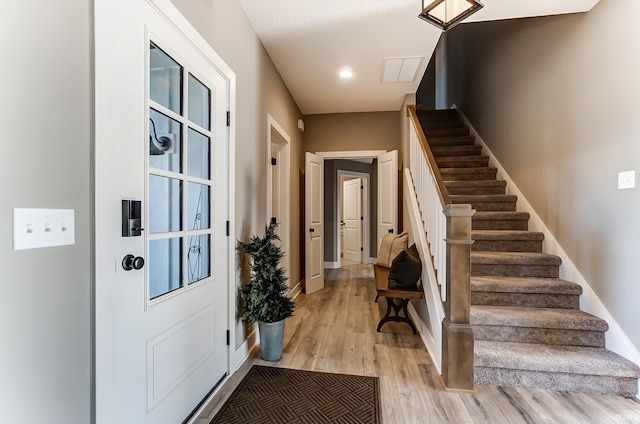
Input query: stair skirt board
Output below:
<box><xmin>474</xmin><ymin>367</ymin><xmax>638</xmax><ymax>398</ymax></box>
<box><xmin>415</xmin><ymin>108</ymin><xmax>640</xmax><ymax>397</ymax></box>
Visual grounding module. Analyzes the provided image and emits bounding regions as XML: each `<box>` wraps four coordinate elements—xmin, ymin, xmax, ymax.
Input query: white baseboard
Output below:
<box><xmin>408</xmin><ymin>301</ymin><xmax>440</xmax><ymax>374</ymax></box>
<box><xmin>455</xmin><ymin>106</ymin><xmax>640</xmax><ymax>375</ymax></box>
<box><xmin>324</xmin><ymin>261</ymin><xmax>340</xmax><ymax>269</ymax></box>
<box><xmin>289</xmin><ymin>280</ymin><xmax>303</xmax><ymax>299</ymax></box>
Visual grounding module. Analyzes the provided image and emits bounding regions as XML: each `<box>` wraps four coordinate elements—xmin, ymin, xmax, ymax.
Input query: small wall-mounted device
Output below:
<box><xmin>122</xmin><ymin>200</ymin><xmax>143</xmax><ymax>237</ymax></box>
<box><xmin>297</xmin><ymin>118</ymin><xmax>305</xmax><ymax>133</ymax></box>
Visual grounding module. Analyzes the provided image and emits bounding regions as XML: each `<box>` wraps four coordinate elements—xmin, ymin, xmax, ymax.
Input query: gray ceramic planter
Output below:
<box><xmin>259</xmin><ymin>320</ymin><xmax>285</xmax><ymax>361</ymax></box>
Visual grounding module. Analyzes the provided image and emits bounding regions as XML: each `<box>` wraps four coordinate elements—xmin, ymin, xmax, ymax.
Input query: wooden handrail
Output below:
<box><xmin>407</xmin><ymin>106</ymin><xmax>452</xmax><ymax>206</ymax></box>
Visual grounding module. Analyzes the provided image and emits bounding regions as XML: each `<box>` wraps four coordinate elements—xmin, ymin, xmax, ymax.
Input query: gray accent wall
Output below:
<box><xmin>444</xmin><ymin>0</ymin><xmax>640</xmax><ymax>349</ymax></box>
<box><xmin>0</xmin><ymin>1</ymin><xmax>92</xmax><ymax>422</ymax></box>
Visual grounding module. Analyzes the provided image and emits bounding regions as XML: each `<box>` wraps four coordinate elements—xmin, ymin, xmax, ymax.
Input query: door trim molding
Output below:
<box><xmin>337</xmin><ymin>171</ymin><xmax>370</xmax><ymax>268</ymax></box>
<box><xmin>316</xmin><ymin>150</ymin><xmax>386</xmax><ymax>159</ymax></box>
<box><xmin>266</xmin><ymin>114</ymin><xmax>291</xmax><ymax>283</ymax></box>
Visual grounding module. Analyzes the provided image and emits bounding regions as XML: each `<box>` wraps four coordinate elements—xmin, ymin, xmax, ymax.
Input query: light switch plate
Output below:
<box><xmin>13</xmin><ymin>208</ymin><xmax>75</xmax><ymax>250</ymax></box>
<box><xmin>618</xmin><ymin>170</ymin><xmax>636</xmax><ymax>190</ymax></box>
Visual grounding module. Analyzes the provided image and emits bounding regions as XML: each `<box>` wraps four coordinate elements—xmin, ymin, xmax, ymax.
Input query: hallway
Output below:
<box><xmin>197</xmin><ymin>264</ymin><xmax>640</xmax><ymax>423</ymax></box>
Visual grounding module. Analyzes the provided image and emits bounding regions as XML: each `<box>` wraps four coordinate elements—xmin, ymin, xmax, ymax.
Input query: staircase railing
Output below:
<box><xmin>407</xmin><ymin>105</ymin><xmax>475</xmax><ymax>390</ymax></box>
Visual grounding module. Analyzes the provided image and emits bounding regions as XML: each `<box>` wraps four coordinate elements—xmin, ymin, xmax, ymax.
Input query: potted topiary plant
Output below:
<box><xmin>238</xmin><ymin>222</ymin><xmax>295</xmax><ymax>361</ymax></box>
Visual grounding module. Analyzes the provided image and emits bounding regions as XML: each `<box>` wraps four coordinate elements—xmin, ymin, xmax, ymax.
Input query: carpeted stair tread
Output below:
<box><xmin>436</xmin><ymin>155</ymin><xmax>490</xmax><ymax>168</ymax></box>
<box><xmin>472</xmin><ymin>230</ymin><xmax>543</xmax><ymax>241</ymax></box>
<box><xmin>471</xmin><ymin>276</ymin><xmax>582</xmax><ymax>295</ymax></box>
<box><xmin>451</xmin><ymin>194</ymin><xmax>517</xmax><ymax>203</ymax></box>
<box><xmin>451</xmin><ymin>195</ymin><xmax>517</xmax><ymax>212</ymax></box>
<box><xmin>418</xmin><ymin>120</ymin><xmax>465</xmax><ymax>130</ymax></box>
<box><xmin>475</xmin><ymin>340</ymin><xmax>640</xmax><ymax>378</ymax></box>
<box><xmin>446</xmin><ymin>180</ymin><xmax>507</xmax><ymax>195</ymax></box>
<box><xmin>440</xmin><ymin>167</ymin><xmax>498</xmax><ymax>181</ymax></box>
<box><xmin>427</xmin><ymin>136</ymin><xmax>476</xmax><ymax>147</ymax></box>
<box><xmin>431</xmin><ymin>145</ymin><xmax>483</xmax><ymax>157</ymax></box>
<box><xmin>471</xmin><ymin>305</ymin><xmax>609</xmax><ymax>331</ymax></box>
<box><xmin>471</xmin><ymin>251</ymin><xmax>561</xmax><ymax>266</ymax></box>
<box><xmin>424</xmin><ymin>127</ymin><xmax>469</xmax><ymax>137</ymax></box>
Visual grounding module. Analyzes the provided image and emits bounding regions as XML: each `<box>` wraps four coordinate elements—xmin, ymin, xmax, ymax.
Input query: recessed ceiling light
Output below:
<box><xmin>339</xmin><ymin>70</ymin><xmax>353</xmax><ymax>79</ymax></box>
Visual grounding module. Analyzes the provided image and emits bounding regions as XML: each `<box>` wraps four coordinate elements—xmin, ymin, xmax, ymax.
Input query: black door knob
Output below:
<box><xmin>122</xmin><ymin>254</ymin><xmax>145</xmax><ymax>271</ymax></box>
<box><xmin>388</xmin><ymin>229</ymin><xmax>394</xmax><ymax>234</ymax></box>
<box><xmin>309</xmin><ymin>228</ymin><xmax>315</xmax><ymax>233</ymax></box>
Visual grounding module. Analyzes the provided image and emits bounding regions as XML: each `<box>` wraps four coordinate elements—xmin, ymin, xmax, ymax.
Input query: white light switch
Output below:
<box><xmin>618</xmin><ymin>170</ymin><xmax>636</xmax><ymax>190</ymax></box>
<box><xmin>13</xmin><ymin>208</ymin><xmax>75</xmax><ymax>250</ymax></box>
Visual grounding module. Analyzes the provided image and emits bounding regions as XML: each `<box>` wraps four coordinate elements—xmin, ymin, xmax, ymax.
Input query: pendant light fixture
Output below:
<box><xmin>419</xmin><ymin>0</ymin><xmax>483</xmax><ymax>31</ymax></box>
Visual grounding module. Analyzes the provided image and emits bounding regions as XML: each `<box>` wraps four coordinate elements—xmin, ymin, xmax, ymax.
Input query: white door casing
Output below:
<box><xmin>305</xmin><ymin>152</ymin><xmax>324</xmax><ymax>294</ymax></box>
<box><xmin>343</xmin><ymin>178</ymin><xmax>363</xmax><ymax>263</ymax></box>
<box><xmin>337</xmin><ymin>170</ymin><xmax>370</xmax><ymax>266</ymax></box>
<box><xmin>377</xmin><ymin>150</ymin><xmax>398</xmax><ymax>250</ymax></box>
<box><xmin>266</xmin><ymin>114</ymin><xmax>290</xmax><ymax>283</ymax></box>
<box><xmin>94</xmin><ymin>0</ymin><xmax>235</xmax><ymax>423</ymax></box>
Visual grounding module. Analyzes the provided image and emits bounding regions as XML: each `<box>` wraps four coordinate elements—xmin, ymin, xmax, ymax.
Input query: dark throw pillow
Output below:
<box><xmin>388</xmin><ymin>247</ymin><xmax>422</xmax><ymax>290</ymax></box>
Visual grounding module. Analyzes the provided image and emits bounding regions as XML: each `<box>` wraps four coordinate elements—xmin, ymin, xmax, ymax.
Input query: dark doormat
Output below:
<box><xmin>210</xmin><ymin>365</ymin><xmax>381</xmax><ymax>424</ymax></box>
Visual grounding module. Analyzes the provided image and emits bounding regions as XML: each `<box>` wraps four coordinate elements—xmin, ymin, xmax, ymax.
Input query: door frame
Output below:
<box><xmin>314</xmin><ymin>150</ymin><xmax>386</xmax><ymax>270</ymax></box>
<box><xmin>266</xmin><ymin>114</ymin><xmax>291</xmax><ymax>282</ymax></box>
<box><xmin>94</xmin><ymin>0</ymin><xmax>237</xmax><ymax>422</ymax></box>
<box><xmin>336</xmin><ymin>171</ymin><xmax>370</xmax><ymax>267</ymax></box>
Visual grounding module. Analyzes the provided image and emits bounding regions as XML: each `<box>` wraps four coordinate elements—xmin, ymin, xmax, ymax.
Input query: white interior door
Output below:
<box><xmin>95</xmin><ymin>1</ymin><xmax>230</xmax><ymax>422</ymax></box>
<box><xmin>343</xmin><ymin>178</ymin><xmax>363</xmax><ymax>263</ymax></box>
<box><xmin>378</xmin><ymin>150</ymin><xmax>398</xmax><ymax>250</ymax></box>
<box><xmin>305</xmin><ymin>152</ymin><xmax>324</xmax><ymax>294</ymax></box>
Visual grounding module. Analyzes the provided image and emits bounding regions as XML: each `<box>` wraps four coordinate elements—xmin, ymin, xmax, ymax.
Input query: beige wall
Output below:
<box><xmin>170</xmin><ymin>0</ymin><xmax>304</xmax><ymax>349</ymax></box>
<box><xmin>303</xmin><ymin>112</ymin><xmax>401</xmax><ymax>154</ymax></box>
<box><xmin>446</xmin><ymin>0</ymin><xmax>640</xmax><ymax>349</ymax></box>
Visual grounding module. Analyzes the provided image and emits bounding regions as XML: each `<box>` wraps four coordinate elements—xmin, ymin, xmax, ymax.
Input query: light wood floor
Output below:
<box><xmin>197</xmin><ymin>264</ymin><xmax>640</xmax><ymax>423</ymax></box>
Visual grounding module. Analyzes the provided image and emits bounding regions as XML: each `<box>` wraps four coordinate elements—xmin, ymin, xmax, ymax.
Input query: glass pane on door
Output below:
<box><xmin>149</xmin><ymin>109</ymin><xmax>182</xmax><ymax>172</ymax></box>
<box><xmin>149</xmin><ymin>237</ymin><xmax>183</xmax><ymax>299</ymax></box>
<box><xmin>149</xmin><ymin>175</ymin><xmax>182</xmax><ymax>234</ymax></box>
<box><xmin>187</xmin><ymin>182</ymin><xmax>210</xmax><ymax>230</ymax></box>
<box><xmin>188</xmin><ymin>74</ymin><xmax>211</xmax><ymax>130</ymax></box>
<box><xmin>188</xmin><ymin>234</ymin><xmax>211</xmax><ymax>284</ymax></box>
<box><xmin>149</xmin><ymin>43</ymin><xmax>182</xmax><ymax>115</ymax></box>
<box><xmin>187</xmin><ymin>129</ymin><xmax>210</xmax><ymax>179</ymax></box>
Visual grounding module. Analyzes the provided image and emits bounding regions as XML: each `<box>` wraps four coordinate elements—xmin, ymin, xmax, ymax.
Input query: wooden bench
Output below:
<box><xmin>374</xmin><ymin>264</ymin><xmax>424</xmax><ymax>334</ymax></box>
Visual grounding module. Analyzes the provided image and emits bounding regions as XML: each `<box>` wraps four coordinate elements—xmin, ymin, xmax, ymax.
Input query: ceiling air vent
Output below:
<box><xmin>382</xmin><ymin>57</ymin><xmax>424</xmax><ymax>83</ymax></box>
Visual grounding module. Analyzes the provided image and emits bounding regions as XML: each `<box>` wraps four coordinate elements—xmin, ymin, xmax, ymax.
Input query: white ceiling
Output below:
<box><xmin>238</xmin><ymin>0</ymin><xmax>600</xmax><ymax>115</ymax></box>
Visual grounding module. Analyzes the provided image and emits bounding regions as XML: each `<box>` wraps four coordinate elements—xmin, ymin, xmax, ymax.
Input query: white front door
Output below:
<box><xmin>343</xmin><ymin>178</ymin><xmax>363</xmax><ymax>263</ymax></box>
<box><xmin>305</xmin><ymin>152</ymin><xmax>324</xmax><ymax>294</ymax></box>
<box><xmin>95</xmin><ymin>1</ymin><xmax>232</xmax><ymax>422</ymax></box>
<box><xmin>378</xmin><ymin>150</ymin><xmax>398</xmax><ymax>249</ymax></box>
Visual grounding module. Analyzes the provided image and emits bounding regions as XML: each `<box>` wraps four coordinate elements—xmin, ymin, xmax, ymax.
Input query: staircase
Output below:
<box><xmin>416</xmin><ymin>109</ymin><xmax>640</xmax><ymax>397</ymax></box>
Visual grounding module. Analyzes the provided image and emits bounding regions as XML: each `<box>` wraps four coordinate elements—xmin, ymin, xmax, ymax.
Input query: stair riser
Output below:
<box><xmin>471</xmin><ymin>292</ymin><xmax>579</xmax><ymax>309</ymax></box>
<box><xmin>454</xmin><ymin>201</ymin><xmax>516</xmax><ymax>212</ymax></box>
<box><xmin>473</xmin><ymin>219</ymin><xmax>529</xmax><ymax>231</ymax></box>
<box><xmin>474</xmin><ymin>368</ymin><xmax>638</xmax><ymax>397</ymax></box>
<box><xmin>424</xmin><ymin>128</ymin><xmax>469</xmax><ymax>137</ymax></box>
<box><xmin>473</xmin><ymin>326</ymin><xmax>605</xmax><ymax>347</ymax></box>
<box><xmin>441</xmin><ymin>171</ymin><xmax>498</xmax><ymax>181</ymax></box>
<box><xmin>447</xmin><ymin>186</ymin><xmax>507</xmax><ymax>195</ymax></box>
<box><xmin>472</xmin><ymin>264</ymin><xmax>559</xmax><ymax>278</ymax></box>
<box><xmin>472</xmin><ymin>239</ymin><xmax>542</xmax><ymax>252</ymax></box>
<box><xmin>436</xmin><ymin>159</ymin><xmax>490</xmax><ymax>168</ymax></box>
<box><xmin>431</xmin><ymin>147</ymin><xmax>483</xmax><ymax>157</ymax></box>
<box><xmin>428</xmin><ymin>137</ymin><xmax>476</xmax><ymax>147</ymax></box>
